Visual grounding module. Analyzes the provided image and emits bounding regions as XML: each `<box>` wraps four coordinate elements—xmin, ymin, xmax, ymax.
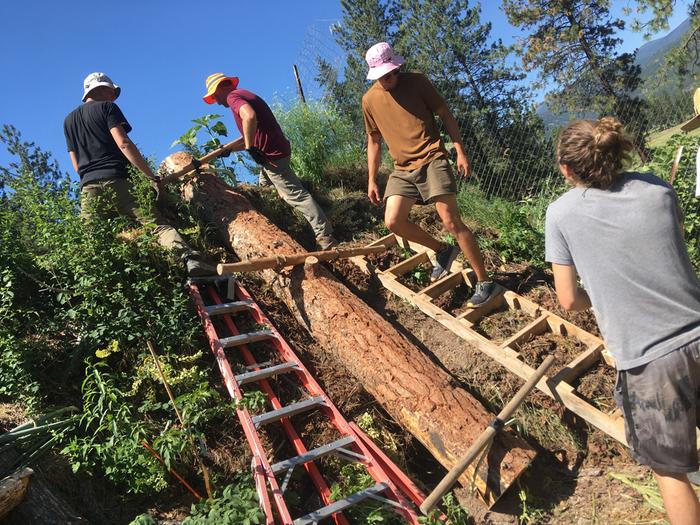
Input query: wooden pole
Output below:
<box><xmin>420</xmin><ymin>355</ymin><xmax>556</xmax><ymax>514</ymax></box>
<box><xmin>669</xmin><ymin>145</ymin><xmax>684</xmax><ymax>187</ymax></box>
<box><xmin>216</xmin><ymin>245</ymin><xmax>386</xmax><ymax>274</ymax></box>
<box><xmin>147</xmin><ymin>341</ymin><xmax>213</xmax><ymax>499</ymax></box>
<box><xmin>160</xmin><ymin>139</ymin><xmax>240</xmax><ymax>183</ymax></box>
<box><xmin>293</xmin><ymin>64</ymin><xmax>306</xmax><ymax>104</ymax></box>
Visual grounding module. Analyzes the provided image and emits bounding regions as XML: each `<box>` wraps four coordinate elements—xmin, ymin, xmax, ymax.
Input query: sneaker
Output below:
<box><xmin>467</xmin><ymin>281</ymin><xmax>500</xmax><ymax>308</ymax></box>
<box><xmin>430</xmin><ymin>245</ymin><xmax>460</xmax><ymax>282</ymax></box>
<box><xmin>316</xmin><ymin>235</ymin><xmax>339</xmax><ymax>251</ymax></box>
<box><xmin>186</xmin><ymin>257</ymin><xmax>217</xmax><ymax>277</ymax></box>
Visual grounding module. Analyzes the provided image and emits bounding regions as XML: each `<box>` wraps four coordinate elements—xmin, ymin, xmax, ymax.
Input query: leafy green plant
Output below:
<box><xmin>419</xmin><ymin>492</ymin><xmax>471</xmax><ymax>524</ymax></box>
<box><xmin>517</xmin><ymin>487</ymin><xmax>547</xmax><ymax>524</ymax></box>
<box><xmin>181</xmin><ymin>474</ymin><xmax>264</xmax><ymax>525</ymax></box>
<box><xmin>330</xmin><ymin>463</ymin><xmax>404</xmax><ymax>524</ymax></box>
<box><xmin>171</xmin><ymin>114</ymin><xmax>238</xmax><ymax>185</ymax></box>
<box><xmin>642</xmin><ymin>133</ymin><xmax>700</xmax><ymax>269</ymax></box>
<box><xmin>494</xmin><ymin>204</ymin><xmax>546</xmax><ymax>266</ymax></box>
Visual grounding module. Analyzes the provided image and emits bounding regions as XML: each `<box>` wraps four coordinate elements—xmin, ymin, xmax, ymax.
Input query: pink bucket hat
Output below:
<box><xmin>365</xmin><ymin>42</ymin><xmax>405</xmax><ymax>80</ymax></box>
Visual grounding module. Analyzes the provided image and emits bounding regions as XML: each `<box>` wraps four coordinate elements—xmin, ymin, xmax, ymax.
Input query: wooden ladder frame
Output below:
<box><xmin>351</xmin><ymin>234</ymin><xmax>700</xmax><ymax>452</ymax></box>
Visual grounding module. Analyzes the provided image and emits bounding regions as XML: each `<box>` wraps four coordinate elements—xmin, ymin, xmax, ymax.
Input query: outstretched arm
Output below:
<box><xmin>109</xmin><ymin>125</ymin><xmax>157</xmax><ymax>180</ymax></box>
<box><xmin>435</xmin><ymin>104</ymin><xmax>471</xmax><ymax>178</ymax></box>
<box><xmin>552</xmin><ymin>263</ymin><xmax>591</xmax><ymax>311</ymax></box>
<box><xmin>367</xmin><ymin>131</ymin><xmax>383</xmax><ymax>206</ymax></box>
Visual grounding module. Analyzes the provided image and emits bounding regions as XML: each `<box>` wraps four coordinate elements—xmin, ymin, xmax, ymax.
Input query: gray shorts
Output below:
<box><xmin>384</xmin><ymin>156</ymin><xmax>457</xmax><ymax>204</ymax></box>
<box><xmin>614</xmin><ymin>338</ymin><xmax>700</xmax><ymax>473</ymax></box>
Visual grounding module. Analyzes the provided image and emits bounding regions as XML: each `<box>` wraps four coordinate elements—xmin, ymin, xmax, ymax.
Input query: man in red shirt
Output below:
<box><xmin>203</xmin><ymin>73</ymin><xmax>337</xmax><ymax>250</ymax></box>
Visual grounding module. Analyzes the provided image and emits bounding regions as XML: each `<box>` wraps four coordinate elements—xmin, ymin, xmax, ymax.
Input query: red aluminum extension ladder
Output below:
<box><xmin>187</xmin><ymin>275</ymin><xmax>427</xmax><ymax>525</ymax></box>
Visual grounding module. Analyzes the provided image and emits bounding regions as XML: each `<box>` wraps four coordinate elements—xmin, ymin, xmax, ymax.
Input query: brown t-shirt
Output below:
<box><xmin>362</xmin><ymin>72</ymin><xmax>448</xmax><ymax>171</ymax></box>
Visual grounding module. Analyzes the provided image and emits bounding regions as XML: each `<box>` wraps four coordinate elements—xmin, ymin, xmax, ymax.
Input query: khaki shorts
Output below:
<box><xmin>614</xmin><ymin>338</ymin><xmax>700</xmax><ymax>473</ymax></box>
<box><xmin>384</xmin><ymin>156</ymin><xmax>457</xmax><ymax>204</ymax></box>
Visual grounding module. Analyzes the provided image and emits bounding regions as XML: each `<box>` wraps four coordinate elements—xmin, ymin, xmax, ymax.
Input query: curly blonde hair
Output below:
<box><xmin>557</xmin><ymin>117</ymin><xmax>634</xmax><ymax>190</ymax></box>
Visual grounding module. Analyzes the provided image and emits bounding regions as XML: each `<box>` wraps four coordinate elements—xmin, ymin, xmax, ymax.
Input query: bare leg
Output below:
<box><xmin>653</xmin><ymin>470</ymin><xmax>700</xmax><ymax>525</ymax></box>
<box><xmin>433</xmin><ymin>194</ymin><xmax>488</xmax><ymax>281</ymax></box>
<box><xmin>384</xmin><ymin>195</ymin><xmax>442</xmax><ymax>252</ymax></box>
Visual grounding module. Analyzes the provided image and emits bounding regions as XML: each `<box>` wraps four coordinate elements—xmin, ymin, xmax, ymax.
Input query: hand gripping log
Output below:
<box><xmin>420</xmin><ymin>355</ymin><xmax>556</xmax><ymax>514</ymax></box>
<box><xmin>216</xmin><ymin>245</ymin><xmax>387</xmax><ymax>274</ymax></box>
<box><xmin>160</xmin><ymin>139</ymin><xmax>239</xmax><ymax>183</ymax></box>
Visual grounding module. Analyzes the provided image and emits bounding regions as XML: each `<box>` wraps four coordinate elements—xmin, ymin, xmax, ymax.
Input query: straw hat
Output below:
<box><xmin>203</xmin><ymin>73</ymin><xmax>239</xmax><ymax>104</ymax></box>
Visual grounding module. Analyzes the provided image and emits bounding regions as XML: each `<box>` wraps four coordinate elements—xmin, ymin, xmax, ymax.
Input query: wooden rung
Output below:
<box><xmin>503</xmin><ymin>292</ymin><xmax>541</xmax><ymax>317</ymax></box>
<box><xmin>366</xmin><ymin>233</ymin><xmax>398</xmax><ymax>248</ymax></box>
<box><xmin>417</xmin><ymin>271</ymin><xmax>464</xmax><ymax>299</ymax></box>
<box><xmin>545</xmin><ymin>316</ymin><xmax>600</xmax><ymax>347</ymax></box>
<box><xmin>601</xmin><ymin>347</ymin><xmax>615</xmax><ymax>367</ymax></box>
<box><xmin>457</xmin><ymin>293</ymin><xmax>507</xmax><ymax>323</ymax></box>
<box><xmin>385</xmin><ymin>251</ymin><xmax>430</xmax><ymax>277</ymax></box>
<box><xmin>499</xmin><ymin>313</ymin><xmax>550</xmax><ymax>350</ymax></box>
<box><xmin>553</xmin><ymin>344</ymin><xmax>603</xmax><ymax>385</ymax></box>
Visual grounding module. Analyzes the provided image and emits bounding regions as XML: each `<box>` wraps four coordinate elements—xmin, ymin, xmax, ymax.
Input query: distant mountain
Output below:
<box><xmin>536</xmin><ymin>18</ymin><xmax>693</xmax><ymax>129</ymax></box>
<box><xmin>635</xmin><ymin>17</ymin><xmax>691</xmax><ymax>80</ymax></box>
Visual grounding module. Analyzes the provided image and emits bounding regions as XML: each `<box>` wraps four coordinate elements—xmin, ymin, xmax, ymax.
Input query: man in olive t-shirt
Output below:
<box><xmin>361</xmin><ymin>42</ymin><xmax>496</xmax><ymax>307</ymax></box>
<box><xmin>64</xmin><ymin>72</ymin><xmax>213</xmax><ymax>276</ymax></box>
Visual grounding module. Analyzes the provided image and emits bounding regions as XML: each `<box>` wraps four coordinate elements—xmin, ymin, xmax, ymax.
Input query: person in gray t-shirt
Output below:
<box><xmin>546</xmin><ymin>117</ymin><xmax>700</xmax><ymax>525</ymax></box>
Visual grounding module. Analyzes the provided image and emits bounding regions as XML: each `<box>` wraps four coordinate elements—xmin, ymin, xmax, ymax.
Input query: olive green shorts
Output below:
<box><xmin>384</xmin><ymin>156</ymin><xmax>457</xmax><ymax>204</ymax></box>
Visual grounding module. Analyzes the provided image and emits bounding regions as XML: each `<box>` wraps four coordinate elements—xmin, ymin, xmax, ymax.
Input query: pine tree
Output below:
<box><xmin>318</xmin><ymin>0</ymin><xmax>556</xmax><ymax>197</ymax></box>
<box><xmin>503</xmin><ymin>0</ymin><xmax>650</xmax><ymax>161</ymax></box>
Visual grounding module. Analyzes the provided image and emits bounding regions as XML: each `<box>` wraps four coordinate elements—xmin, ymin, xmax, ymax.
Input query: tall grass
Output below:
<box><xmin>273</xmin><ymin>101</ymin><xmax>365</xmax><ymax>184</ymax></box>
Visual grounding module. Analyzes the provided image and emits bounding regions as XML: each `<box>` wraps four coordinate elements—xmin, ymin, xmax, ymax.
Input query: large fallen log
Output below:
<box><xmin>168</xmin><ymin>156</ymin><xmax>536</xmax><ymax>505</ymax></box>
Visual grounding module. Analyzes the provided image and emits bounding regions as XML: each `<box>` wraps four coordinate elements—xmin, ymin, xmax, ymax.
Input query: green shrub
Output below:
<box><xmin>0</xmin><ymin>126</ymin><xmax>230</xmax><ymax>495</ymax></box>
<box><xmin>274</xmin><ymin>101</ymin><xmax>365</xmax><ymax>185</ymax></box>
<box><xmin>643</xmin><ymin>133</ymin><xmax>700</xmax><ymax>269</ymax></box>
<box><xmin>182</xmin><ymin>474</ymin><xmax>264</xmax><ymax>525</ymax></box>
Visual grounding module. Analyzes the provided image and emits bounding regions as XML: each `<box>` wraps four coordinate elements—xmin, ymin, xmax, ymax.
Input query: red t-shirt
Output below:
<box><xmin>227</xmin><ymin>89</ymin><xmax>291</xmax><ymax>160</ymax></box>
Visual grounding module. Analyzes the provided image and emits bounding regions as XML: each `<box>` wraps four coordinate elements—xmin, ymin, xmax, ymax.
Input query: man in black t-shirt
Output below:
<box><xmin>64</xmin><ymin>72</ymin><xmax>213</xmax><ymax>276</ymax></box>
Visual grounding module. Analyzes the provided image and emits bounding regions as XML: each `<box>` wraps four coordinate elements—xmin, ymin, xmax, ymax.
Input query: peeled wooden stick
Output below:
<box><xmin>147</xmin><ymin>341</ymin><xmax>213</xmax><ymax>499</ymax></box>
<box><xmin>420</xmin><ymin>355</ymin><xmax>556</xmax><ymax>514</ymax></box>
<box><xmin>216</xmin><ymin>245</ymin><xmax>386</xmax><ymax>274</ymax></box>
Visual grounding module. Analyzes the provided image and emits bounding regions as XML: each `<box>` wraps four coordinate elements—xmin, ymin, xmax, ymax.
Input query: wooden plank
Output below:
<box><xmin>385</xmin><ymin>251</ymin><xmax>430</xmax><ymax>277</ymax></box>
<box><xmin>499</xmin><ymin>313</ymin><xmax>550</xmax><ymax>350</ymax></box>
<box><xmin>458</xmin><ymin>293</ymin><xmax>507</xmax><ymax>323</ymax></box>
<box><xmin>553</xmin><ymin>344</ymin><xmax>603</xmax><ymax>385</ymax></box>
<box><xmin>366</xmin><ymin>233</ymin><xmax>398</xmax><ymax>248</ymax></box>
<box><xmin>417</xmin><ymin>271</ymin><xmax>464</xmax><ymax>300</ymax></box>
<box><xmin>368</xmin><ymin>258</ymin><xmax>631</xmax><ymax>447</ymax></box>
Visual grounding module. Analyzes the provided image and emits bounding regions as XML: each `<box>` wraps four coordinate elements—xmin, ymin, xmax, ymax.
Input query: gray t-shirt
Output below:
<box><xmin>545</xmin><ymin>171</ymin><xmax>700</xmax><ymax>370</ymax></box>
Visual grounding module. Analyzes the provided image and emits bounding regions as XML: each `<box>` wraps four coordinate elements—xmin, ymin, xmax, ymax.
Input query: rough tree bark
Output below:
<box><xmin>170</xmin><ymin>158</ymin><xmax>536</xmax><ymax>505</ymax></box>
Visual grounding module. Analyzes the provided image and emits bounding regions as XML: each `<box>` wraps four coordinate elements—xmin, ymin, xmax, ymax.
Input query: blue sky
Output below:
<box><xmin>0</xmin><ymin>1</ymin><xmax>690</xmax><ymax>183</ymax></box>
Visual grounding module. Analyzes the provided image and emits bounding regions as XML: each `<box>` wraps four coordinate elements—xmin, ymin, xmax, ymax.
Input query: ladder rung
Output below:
<box><xmin>235</xmin><ymin>361</ymin><xmax>299</xmax><ymax>386</ymax></box>
<box><xmin>245</xmin><ymin>360</ymin><xmax>275</xmax><ymax>371</ymax></box>
<box><xmin>293</xmin><ymin>482</ymin><xmax>389</xmax><ymax>525</ymax></box>
<box><xmin>271</xmin><ymin>435</ymin><xmax>356</xmax><ymax>474</ymax></box>
<box><xmin>187</xmin><ymin>275</ymin><xmax>233</xmax><ymax>284</ymax></box>
<box><xmin>220</xmin><ymin>330</ymin><xmax>274</xmax><ymax>349</ymax></box>
<box><xmin>205</xmin><ymin>300</ymin><xmax>253</xmax><ymax>316</ymax></box>
<box><xmin>252</xmin><ymin>397</ymin><xmax>325</xmax><ymax>427</ymax></box>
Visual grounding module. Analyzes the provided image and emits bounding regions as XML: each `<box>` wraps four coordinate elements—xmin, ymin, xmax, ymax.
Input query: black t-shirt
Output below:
<box><xmin>63</xmin><ymin>101</ymin><xmax>133</xmax><ymax>187</ymax></box>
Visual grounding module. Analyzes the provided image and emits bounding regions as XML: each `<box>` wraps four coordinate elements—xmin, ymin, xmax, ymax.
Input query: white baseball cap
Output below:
<box><xmin>82</xmin><ymin>72</ymin><xmax>121</xmax><ymax>102</ymax></box>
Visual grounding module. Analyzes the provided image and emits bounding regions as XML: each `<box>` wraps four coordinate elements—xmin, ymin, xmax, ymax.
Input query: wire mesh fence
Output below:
<box><xmin>287</xmin><ymin>21</ymin><xmax>699</xmax><ymax>223</ymax></box>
